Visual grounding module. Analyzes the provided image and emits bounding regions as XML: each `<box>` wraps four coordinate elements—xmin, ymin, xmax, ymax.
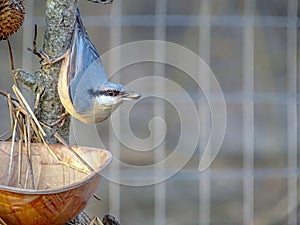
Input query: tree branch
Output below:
<box><xmin>35</xmin><ymin>0</ymin><xmax>77</xmax><ymax>143</ymax></box>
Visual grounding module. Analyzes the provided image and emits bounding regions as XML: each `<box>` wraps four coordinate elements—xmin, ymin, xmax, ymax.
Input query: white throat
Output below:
<box><xmin>96</xmin><ymin>95</ymin><xmax>122</xmax><ymax>106</ymax></box>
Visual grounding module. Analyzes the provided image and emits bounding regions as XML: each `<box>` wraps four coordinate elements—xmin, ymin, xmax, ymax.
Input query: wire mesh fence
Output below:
<box><xmin>0</xmin><ymin>0</ymin><xmax>298</xmax><ymax>225</ymax></box>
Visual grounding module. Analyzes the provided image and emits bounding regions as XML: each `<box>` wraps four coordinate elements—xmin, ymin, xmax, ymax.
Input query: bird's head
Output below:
<box><xmin>89</xmin><ymin>82</ymin><xmax>141</xmax><ymax>107</ymax></box>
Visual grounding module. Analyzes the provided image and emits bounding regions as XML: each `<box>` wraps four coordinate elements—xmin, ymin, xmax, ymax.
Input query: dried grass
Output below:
<box><xmin>0</xmin><ymin>86</ymin><xmax>114</xmax><ymax>224</ymax></box>
<box><xmin>0</xmin><ymin>85</ymin><xmax>95</xmax><ymax>190</ymax></box>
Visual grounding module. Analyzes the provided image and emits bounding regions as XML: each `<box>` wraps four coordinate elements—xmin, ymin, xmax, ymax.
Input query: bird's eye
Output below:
<box><xmin>105</xmin><ymin>90</ymin><xmax>120</xmax><ymax>97</ymax></box>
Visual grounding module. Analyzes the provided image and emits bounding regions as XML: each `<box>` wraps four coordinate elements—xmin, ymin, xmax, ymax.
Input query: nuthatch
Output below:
<box><xmin>58</xmin><ymin>9</ymin><xmax>140</xmax><ymax>123</ymax></box>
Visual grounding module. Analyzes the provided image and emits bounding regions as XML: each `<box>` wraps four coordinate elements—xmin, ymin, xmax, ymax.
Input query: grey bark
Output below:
<box><xmin>43</xmin><ymin>1</ymin><xmax>91</xmax><ymax>224</ymax></box>
<box><xmin>38</xmin><ymin>0</ymin><xmax>77</xmax><ymax>143</ymax></box>
<box><xmin>15</xmin><ymin>2</ymin><xmax>75</xmax><ymax>141</ymax></box>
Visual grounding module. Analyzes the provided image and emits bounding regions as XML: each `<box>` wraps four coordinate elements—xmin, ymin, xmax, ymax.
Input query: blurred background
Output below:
<box><xmin>0</xmin><ymin>0</ymin><xmax>299</xmax><ymax>224</ymax></box>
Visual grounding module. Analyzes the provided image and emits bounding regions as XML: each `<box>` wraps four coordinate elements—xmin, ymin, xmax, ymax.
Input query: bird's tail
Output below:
<box><xmin>74</xmin><ymin>8</ymin><xmax>100</xmax><ymax>58</ymax></box>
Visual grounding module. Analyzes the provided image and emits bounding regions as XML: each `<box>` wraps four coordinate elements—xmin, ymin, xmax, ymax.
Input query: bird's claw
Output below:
<box><xmin>39</xmin><ymin>50</ymin><xmax>68</xmax><ymax>66</ymax></box>
<box><xmin>48</xmin><ymin>111</ymin><xmax>69</xmax><ymax>128</ymax></box>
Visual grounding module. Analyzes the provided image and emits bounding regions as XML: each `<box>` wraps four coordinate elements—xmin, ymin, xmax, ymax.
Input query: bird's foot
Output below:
<box><xmin>47</xmin><ymin>111</ymin><xmax>69</xmax><ymax>128</ymax></box>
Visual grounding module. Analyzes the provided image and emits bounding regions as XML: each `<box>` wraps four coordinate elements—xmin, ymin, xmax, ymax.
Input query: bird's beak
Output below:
<box><xmin>121</xmin><ymin>90</ymin><xmax>141</xmax><ymax>100</ymax></box>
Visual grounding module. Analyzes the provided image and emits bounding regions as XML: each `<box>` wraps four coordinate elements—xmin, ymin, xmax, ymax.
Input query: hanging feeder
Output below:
<box><xmin>0</xmin><ymin>141</ymin><xmax>111</xmax><ymax>225</ymax></box>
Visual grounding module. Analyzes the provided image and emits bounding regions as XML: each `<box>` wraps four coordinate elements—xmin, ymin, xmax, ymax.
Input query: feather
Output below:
<box><xmin>58</xmin><ymin>9</ymin><xmax>109</xmax><ymax>123</ymax></box>
<box><xmin>58</xmin><ymin>8</ymin><xmax>140</xmax><ymax>123</ymax></box>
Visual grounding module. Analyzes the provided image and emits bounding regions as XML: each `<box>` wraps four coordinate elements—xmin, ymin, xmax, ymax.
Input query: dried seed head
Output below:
<box><xmin>0</xmin><ymin>0</ymin><xmax>25</xmax><ymax>40</ymax></box>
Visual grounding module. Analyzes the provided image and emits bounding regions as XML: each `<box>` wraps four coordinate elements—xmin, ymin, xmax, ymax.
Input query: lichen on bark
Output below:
<box><xmin>37</xmin><ymin>0</ymin><xmax>77</xmax><ymax>143</ymax></box>
<box><xmin>42</xmin><ymin>1</ymin><xmax>94</xmax><ymax>224</ymax></box>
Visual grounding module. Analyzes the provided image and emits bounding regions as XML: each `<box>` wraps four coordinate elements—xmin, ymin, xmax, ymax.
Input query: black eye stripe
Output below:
<box><xmin>88</xmin><ymin>89</ymin><xmax>121</xmax><ymax>97</ymax></box>
<box><xmin>99</xmin><ymin>90</ymin><xmax>120</xmax><ymax>96</ymax></box>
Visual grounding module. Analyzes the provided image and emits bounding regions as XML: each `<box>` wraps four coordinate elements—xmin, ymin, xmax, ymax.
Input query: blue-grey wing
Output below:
<box><xmin>67</xmin><ymin>9</ymin><xmax>108</xmax><ymax>113</ymax></box>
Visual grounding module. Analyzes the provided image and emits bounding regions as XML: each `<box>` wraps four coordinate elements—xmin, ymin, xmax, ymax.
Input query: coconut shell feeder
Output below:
<box><xmin>0</xmin><ymin>142</ymin><xmax>111</xmax><ymax>225</ymax></box>
<box><xmin>0</xmin><ymin>86</ymin><xmax>112</xmax><ymax>225</ymax></box>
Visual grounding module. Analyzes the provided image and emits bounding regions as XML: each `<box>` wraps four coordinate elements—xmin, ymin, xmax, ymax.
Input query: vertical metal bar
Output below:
<box><xmin>243</xmin><ymin>1</ymin><xmax>254</xmax><ymax>225</ymax></box>
<box><xmin>22</xmin><ymin>0</ymin><xmax>34</xmax><ymax>71</ymax></box>
<box><xmin>109</xmin><ymin>0</ymin><xmax>122</xmax><ymax>218</ymax></box>
<box><xmin>198</xmin><ymin>1</ymin><xmax>211</xmax><ymax>225</ymax></box>
<box><xmin>287</xmin><ymin>0</ymin><xmax>298</xmax><ymax>224</ymax></box>
<box><xmin>154</xmin><ymin>0</ymin><xmax>167</xmax><ymax>225</ymax></box>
